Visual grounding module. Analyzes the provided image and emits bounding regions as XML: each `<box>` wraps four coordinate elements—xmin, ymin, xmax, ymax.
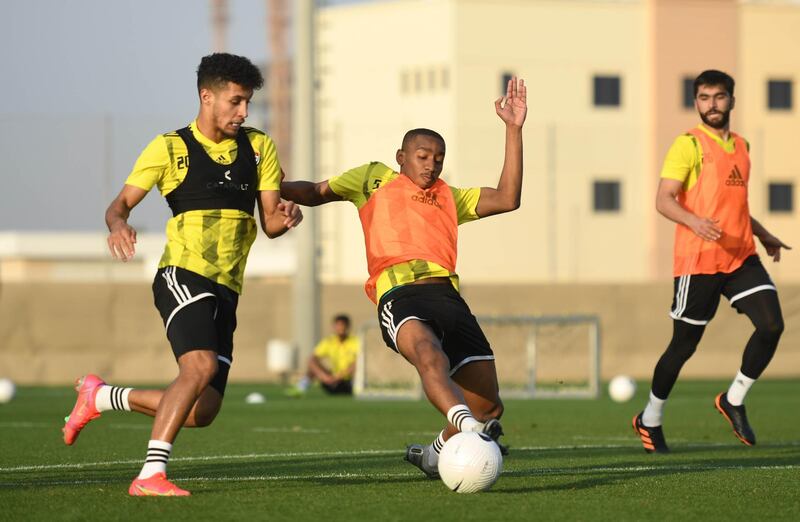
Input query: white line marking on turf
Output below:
<box><xmin>3</xmin><ymin>464</ymin><xmax>800</xmax><ymax>489</ymax></box>
<box><xmin>0</xmin><ymin>422</ymin><xmax>55</xmax><ymax>429</ymax></box>
<box><xmin>4</xmin><ymin>441</ymin><xmax>800</xmax><ymax>474</ymax></box>
<box><xmin>252</xmin><ymin>427</ymin><xmax>330</xmax><ymax>434</ymax></box>
<box><xmin>0</xmin><ymin>448</ymin><xmax>400</xmax><ymax>473</ymax></box>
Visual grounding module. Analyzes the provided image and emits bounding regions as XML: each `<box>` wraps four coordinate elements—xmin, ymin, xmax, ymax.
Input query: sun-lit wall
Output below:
<box><xmin>314</xmin><ymin>0</ymin><xmax>800</xmax><ymax>285</ymax></box>
<box><xmin>738</xmin><ymin>1</ymin><xmax>800</xmax><ymax>281</ymax></box>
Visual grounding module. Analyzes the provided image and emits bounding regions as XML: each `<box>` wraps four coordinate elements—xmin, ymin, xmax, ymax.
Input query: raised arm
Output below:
<box><xmin>258</xmin><ymin>190</ymin><xmax>303</xmax><ymax>239</ymax></box>
<box><xmin>655</xmin><ymin>178</ymin><xmax>722</xmax><ymax>241</ymax></box>
<box><xmin>751</xmin><ymin>217</ymin><xmax>791</xmax><ymax>262</ymax></box>
<box><xmin>281</xmin><ymin>179</ymin><xmax>343</xmax><ymax>207</ymax></box>
<box><xmin>106</xmin><ymin>184</ymin><xmax>149</xmax><ymax>262</ymax></box>
<box><xmin>475</xmin><ymin>77</ymin><xmax>527</xmax><ymax>218</ymax></box>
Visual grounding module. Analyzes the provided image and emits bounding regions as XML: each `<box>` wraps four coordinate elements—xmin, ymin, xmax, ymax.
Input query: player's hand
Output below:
<box><xmin>758</xmin><ymin>234</ymin><xmax>791</xmax><ymax>262</ymax></box>
<box><xmin>688</xmin><ymin>216</ymin><xmax>722</xmax><ymax>241</ymax></box>
<box><xmin>107</xmin><ymin>222</ymin><xmax>137</xmax><ymax>262</ymax></box>
<box><xmin>495</xmin><ymin>76</ymin><xmax>527</xmax><ymax>128</ymax></box>
<box><xmin>278</xmin><ymin>200</ymin><xmax>303</xmax><ymax>229</ymax></box>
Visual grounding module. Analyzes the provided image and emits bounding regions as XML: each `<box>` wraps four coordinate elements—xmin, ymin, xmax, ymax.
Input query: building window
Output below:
<box><xmin>769</xmin><ymin>182</ymin><xmax>793</xmax><ymax>212</ymax></box>
<box><xmin>440</xmin><ymin>67</ymin><xmax>450</xmax><ymax>89</ymax></box>
<box><xmin>400</xmin><ymin>71</ymin><xmax>409</xmax><ymax>94</ymax></box>
<box><xmin>501</xmin><ymin>72</ymin><xmax>515</xmax><ymax>95</ymax></box>
<box><xmin>682</xmin><ymin>76</ymin><xmax>695</xmax><ymax>109</ymax></box>
<box><xmin>768</xmin><ymin>80</ymin><xmax>792</xmax><ymax>110</ymax></box>
<box><xmin>593</xmin><ymin>180</ymin><xmax>621</xmax><ymax>212</ymax></box>
<box><xmin>593</xmin><ymin>75</ymin><xmax>621</xmax><ymax>107</ymax></box>
<box><xmin>428</xmin><ymin>69</ymin><xmax>437</xmax><ymax>90</ymax></box>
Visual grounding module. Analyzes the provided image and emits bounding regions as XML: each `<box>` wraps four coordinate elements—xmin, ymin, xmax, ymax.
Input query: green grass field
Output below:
<box><xmin>1</xmin><ymin>379</ymin><xmax>798</xmax><ymax>521</ymax></box>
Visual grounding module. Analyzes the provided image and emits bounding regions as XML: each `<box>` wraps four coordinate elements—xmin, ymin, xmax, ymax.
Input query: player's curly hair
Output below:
<box><xmin>197</xmin><ymin>53</ymin><xmax>264</xmax><ymax>92</ymax></box>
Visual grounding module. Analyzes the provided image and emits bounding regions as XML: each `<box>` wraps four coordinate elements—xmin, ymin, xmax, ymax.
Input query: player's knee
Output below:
<box><xmin>192</xmin><ymin>408</ymin><xmax>219</xmax><ymax>427</ymax></box>
<box><xmin>665</xmin><ymin>337</ymin><xmax>698</xmax><ymax>362</ymax></box>
<box><xmin>478</xmin><ymin>400</ymin><xmax>504</xmax><ymax>422</ymax></box>
<box><xmin>179</xmin><ymin>352</ymin><xmax>219</xmax><ymax>388</ymax></box>
<box><xmin>756</xmin><ymin>315</ymin><xmax>784</xmax><ymax>343</ymax></box>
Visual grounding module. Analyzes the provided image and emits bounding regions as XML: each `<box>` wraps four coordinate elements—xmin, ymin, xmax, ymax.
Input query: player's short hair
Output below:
<box><xmin>333</xmin><ymin>314</ymin><xmax>351</xmax><ymax>327</ymax></box>
<box><xmin>401</xmin><ymin>128</ymin><xmax>445</xmax><ymax>151</ymax></box>
<box><xmin>197</xmin><ymin>53</ymin><xmax>264</xmax><ymax>92</ymax></box>
<box><xmin>693</xmin><ymin>70</ymin><xmax>735</xmax><ymax>98</ymax></box>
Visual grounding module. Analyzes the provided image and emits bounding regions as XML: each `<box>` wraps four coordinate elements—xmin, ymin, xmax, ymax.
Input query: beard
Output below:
<box><xmin>699</xmin><ymin>109</ymin><xmax>730</xmax><ymax>129</ymax></box>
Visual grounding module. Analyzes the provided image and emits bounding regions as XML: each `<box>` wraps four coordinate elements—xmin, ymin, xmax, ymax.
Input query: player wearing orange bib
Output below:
<box><xmin>282</xmin><ymin>77</ymin><xmax>526</xmax><ymax>478</ymax></box>
<box><xmin>633</xmin><ymin>70</ymin><xmax>790</xmax><ymax>453</ymax></box>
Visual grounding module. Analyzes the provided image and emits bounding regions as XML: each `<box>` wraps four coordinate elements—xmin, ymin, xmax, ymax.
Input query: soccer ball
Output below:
<box><xmin>0</xmin><ymin>378</ymin><xmax>16</xmax><ymax>404</ymax></box>
<box><xmin>437</xmin><ymin>432</ymin><xmax>502</xmax><ymax>493</ymax></box>
<box><xmin>608</xmin><ymin>375</ymin><xmax>636</xmax><ymax>403</ymax></box>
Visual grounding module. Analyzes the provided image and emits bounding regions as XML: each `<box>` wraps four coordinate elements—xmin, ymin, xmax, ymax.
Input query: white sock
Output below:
<box><xmin>94</xmin><ymin>385</ymin><xmax>133</xmax><ymax>412</ymax></box>
<box><xmin>727</xmin><ymin>370</ymin><xmax>756</xmax><ymax>406</ymax></box>
<box><xmin>642</xmin><ymin>391</ymin><xmax>667</xmax><ymax>427</ymax></box>
<box><xmin>425</xmin><ymin>430</ymin><xmax>446</xmax><ymax>468</ymax></box>
<box><xmin>138</xmin><ymin>440</ymin><xmax>172</xmax><ymax>479</ymax></box>
<box><xmin>446</xmin><ymin>404</ymin><xmax>481</xmax><ymax>433</ymax></box>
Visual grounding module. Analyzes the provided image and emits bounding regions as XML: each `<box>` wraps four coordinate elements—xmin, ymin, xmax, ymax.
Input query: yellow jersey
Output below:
<box><xmin>125</xmin><ymin>120</ymin><xmax>282</xmax><ymax>293</ymax></box>
<box><xmin>313</xmin><ymin>334</ymin><xmax>361</xmax><ymax>378</ymax></box>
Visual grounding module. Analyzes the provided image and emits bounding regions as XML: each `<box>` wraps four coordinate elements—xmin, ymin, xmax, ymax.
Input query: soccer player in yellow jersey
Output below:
<box><xmin>292</xmin><ymin>314</ymin><xmax>360</xmax><ymax>396</ymax></box>
<box><xmin>282</xmin><ymin>77</ymin><xmax>526</xmax><ymax>479</ymax></box>
<box><xmin>61</xmin><ymin>54</ymin><xmax>302</xmax><ymax>496</ymax></box>
<box><xmin>633</xmin><ymin>70</ymin><xmax>790</xmax><ymax>454</ymax></box>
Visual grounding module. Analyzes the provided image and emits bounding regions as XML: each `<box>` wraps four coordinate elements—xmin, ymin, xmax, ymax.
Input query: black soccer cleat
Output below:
<box><xmin>482</xmin><ymin>419</ymin><xmax>509</xmax><ymax>456</ymax></box>
<box><xmin>714</xmin><ymin>392</ymin><xmax>756</xmax><ymax>446</ymax></box>
<box><xmin>404</xmin><ymin>444</ymin><xmax>440</xmax><ymax>479</ymax></box>
<box><xmin>632</xmin><ymin>412</ymin><xmax>670</xmax><ymax>454</ymax></box>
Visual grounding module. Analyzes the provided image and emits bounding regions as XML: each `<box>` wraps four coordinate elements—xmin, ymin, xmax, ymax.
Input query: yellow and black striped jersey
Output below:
<box><xmin>329</xmin><ymin>161</ymin><xmax>481</xmax><ymax>302</ymax></box>
<box><xmin>125</xmin><ymin>120</ymin><xmax>282</xmax><ymax>293</ymax></box>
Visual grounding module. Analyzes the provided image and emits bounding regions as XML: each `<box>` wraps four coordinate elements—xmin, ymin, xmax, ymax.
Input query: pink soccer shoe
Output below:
<box><xmin>62</xmin><ymin>374</ymin><xmax>105</xmax><ymax>446</ymax></box>
<box><xmin>129</xmin><ymin>473</ymin><xmax>191</xmax><ymax>496</ymax></box>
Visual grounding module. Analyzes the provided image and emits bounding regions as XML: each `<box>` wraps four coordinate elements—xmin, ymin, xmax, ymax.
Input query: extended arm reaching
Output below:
<box><xmin>475</xmin><ymin>77</ymin><xmax>527</xmax><ymax>218</ymax></box>
<box><xmin>281</xmin><ymin>179</ymin><xmax>343</xmax><ymax>207</ymax></box>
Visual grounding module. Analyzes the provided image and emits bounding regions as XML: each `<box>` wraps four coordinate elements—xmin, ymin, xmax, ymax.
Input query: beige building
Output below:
<box><xmin>313</xmin><ymin>0</ymin><xmax>800</xmax><ymax>286</ymax></box>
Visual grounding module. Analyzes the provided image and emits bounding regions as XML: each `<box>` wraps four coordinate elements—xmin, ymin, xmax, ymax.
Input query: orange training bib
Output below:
<box><xmin>358</xmin><ymin>175</ymin><xmax>458</xmax><ymax>303</ymax></box>
<box><xmin>673</xmin><ymin>128</ymin><xmax>755</xmax><ymax>276</ymax></box>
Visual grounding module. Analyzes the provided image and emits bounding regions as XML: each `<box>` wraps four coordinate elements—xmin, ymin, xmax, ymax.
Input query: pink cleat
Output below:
<box><xmin>62</xmin><ymin>374</ymin><xmax>105</xmax><ymax>446</ymax></box>
<box><xmin>129</xmin><ymin>473</ymin><xmax>191</xmax><ymax>496</ymax></box>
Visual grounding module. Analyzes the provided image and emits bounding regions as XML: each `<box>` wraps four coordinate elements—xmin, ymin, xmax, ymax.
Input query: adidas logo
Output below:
<box><xmin>411</xmin><ymin>190</ymin><xmax>442</xmax><ymax>208</ymax></box>
<box><xmin>725</xmin><ymin>165</ymin><xmax>746</xmax><ymax>187</ymax></box>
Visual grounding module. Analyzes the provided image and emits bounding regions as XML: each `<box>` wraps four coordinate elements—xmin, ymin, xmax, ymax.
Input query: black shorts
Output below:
<box><xmin>670</xmin><ymin>255</ymin><xmax>777</xmax><ymax>326</ymax></box>
<box><xmin>377</xmin><ymin>283</ymin><xmax>494</xmax><ymax>375</ymax></box>
<box><xmin>322</xmin><ymin>380</ymin><xmax>353</xmax><ymax>395</ymax></box>
<box><xmin>152</xmin><ymin>266</ymin><xmax>239</xmax><ymax>395</ymax></box>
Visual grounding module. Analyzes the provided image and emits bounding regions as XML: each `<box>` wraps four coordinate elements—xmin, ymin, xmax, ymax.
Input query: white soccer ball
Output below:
<box><xmin>245</xmin><ymin>392</ymin><xmax>266</xmax><ymax>404</ymax></box>
<box><xmin>438</xmin><ymin>431</ymin><xmax>502</xmax><ymax>493</ymax></box>
<box><xmin>608</xmin><ymin>375</ymin><xmax>636</xmax><ymax>403</ymax></box>
<box><xmin>0</xmin><ymin>378</ymin><xmax>16</xmax><ymax>404</ymax></box>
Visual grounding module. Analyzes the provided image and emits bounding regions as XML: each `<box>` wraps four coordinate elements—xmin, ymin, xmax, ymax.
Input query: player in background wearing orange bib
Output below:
<box><xmin>633</xmin><ymin>70</ymin><xmax>790</xmax><ymax>453</ymax></box>
<box><xmin>281</xmin><ymin>77</ymin><xmax>526</xmax><ymax>478</ymax></box>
